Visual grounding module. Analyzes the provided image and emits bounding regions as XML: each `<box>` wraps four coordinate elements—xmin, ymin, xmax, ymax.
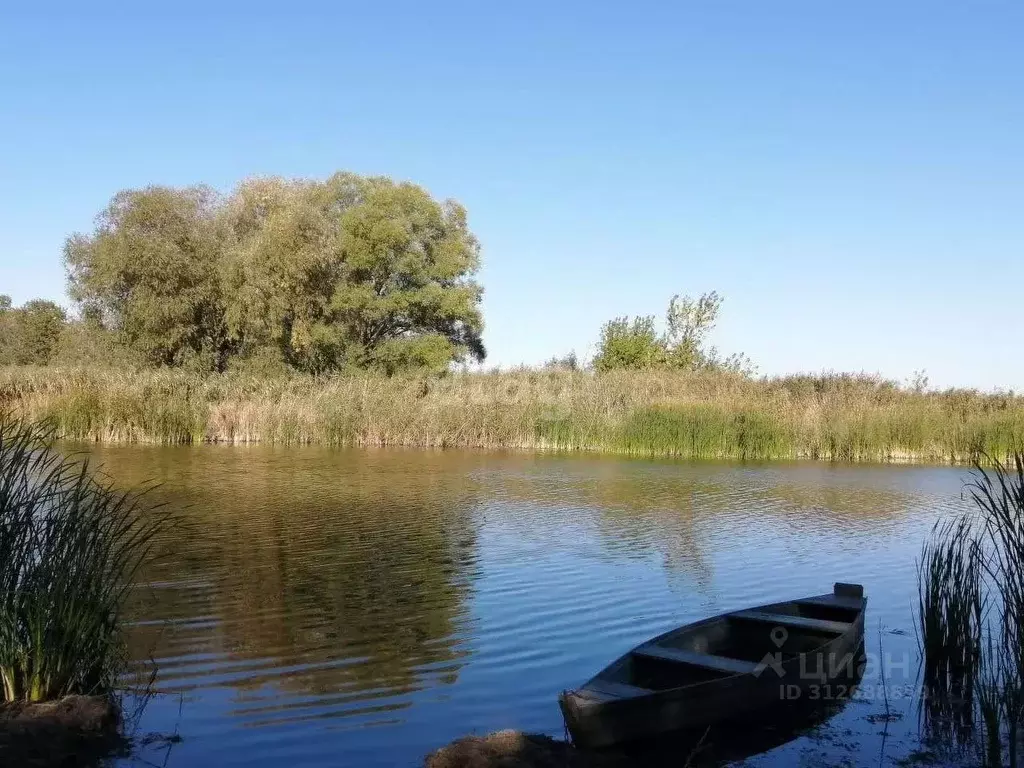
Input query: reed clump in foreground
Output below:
<box><xmin>918</xmin><ymin>455</ymin><xmax>1024</xmax><ymax>767</ymax></box>
<box><xmin>1</xmin><ymin>365</ymin><xmax>1022</xmax><ymax>464</ymax></box>
<box><xmin>0</xmin><ymin>413</ymin><xmax>169</xmax><ymax>760</ymax></box>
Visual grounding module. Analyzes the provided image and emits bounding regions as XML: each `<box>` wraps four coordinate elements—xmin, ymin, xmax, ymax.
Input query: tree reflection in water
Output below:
<box><xmin>112</xmin><ymin>445</ymin><xmax>481</xmax><ymax>723</ymax></box>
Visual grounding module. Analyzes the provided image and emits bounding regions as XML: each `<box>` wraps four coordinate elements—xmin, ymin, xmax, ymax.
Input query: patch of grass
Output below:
<box><xmin>620</xmin><ymin>406</ymin><xmax>731</xmax><ymax>458</ymax></box>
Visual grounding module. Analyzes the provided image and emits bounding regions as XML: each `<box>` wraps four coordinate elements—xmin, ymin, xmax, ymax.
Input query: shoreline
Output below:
<box><xmin>0</xmin><ymin>695</ymin><xmax>124</xmax><ymax>766</ymax></box>
<box><xmin>59</xmin><ymin>434</ymin><xmax>992</xmax><ymax>469</ymax></box>
<box><xmin>3</xmin><ymin>366</ymin><xmax>1022</xmax><ymax>466</ymax></box>
<box><xmin>423</xmin><ymin>731</ymin><xmax>622</xmax><ymax>768</ymax></box>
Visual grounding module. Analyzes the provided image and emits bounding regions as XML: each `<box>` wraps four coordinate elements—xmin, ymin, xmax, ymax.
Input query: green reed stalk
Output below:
<box><xmin>918</xmin><ymin>514</ymin><xmax>983</xmax><ymax>744</ymax></box>
<box><xmin>0</xmin><ymin>413</ymin><xmax>169</xmax><ymax>703</ymax></box>
<box><xmin>919</xmin><ymin>453</ymin><xmax>1024</xmax><ymax>766</ymax></box>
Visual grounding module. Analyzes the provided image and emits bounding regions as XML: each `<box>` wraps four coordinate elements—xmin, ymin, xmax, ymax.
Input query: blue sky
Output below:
<box><xmin>1</xmin><ymin>2</ymin><xmax>1021</xmax><ymax>389</ymax></box>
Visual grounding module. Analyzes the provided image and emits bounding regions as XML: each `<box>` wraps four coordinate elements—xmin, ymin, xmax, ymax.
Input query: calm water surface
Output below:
<box><xmin>79</xmin><ymin>445</ymin><xmax>975</xmax><ymax>767</ymax></box>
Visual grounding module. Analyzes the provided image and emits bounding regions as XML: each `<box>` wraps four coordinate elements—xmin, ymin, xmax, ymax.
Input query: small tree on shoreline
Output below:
<box><xmin>592</xmin><ymin>292</ymin><xmax>755</xmax><ymax>375</ymax></box>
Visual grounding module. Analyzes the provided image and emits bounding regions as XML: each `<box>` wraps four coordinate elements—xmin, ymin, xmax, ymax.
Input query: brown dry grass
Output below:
<box><xmin>1</xmin><ymin>365</ymin><xmax>1021</xmax><ymax>463</ymax></box>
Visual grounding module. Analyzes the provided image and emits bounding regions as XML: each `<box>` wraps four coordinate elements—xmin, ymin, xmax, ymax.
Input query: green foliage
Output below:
<box><xmin>19</xmin><ymin>300</ymin><xmax>69</xmax><ymax>364</ymax></box>
<box><xmin>51</xmin><ymin>317</ymin><xmax>145</xmax><ymax>369</ymax></box>
<box><xmin>0</xmin><ymin>414</ymin><xmax>169</xmax><ymax>702</ymax></box>
<box><xmin>62</xmin><ymin>172</ymin><xmax>485</xmax><ymax>375</ymax></box>
<box><xmin>65</xmin><ymin>186</ymin><xmax>229</xmax><ymax>369</ymax></box>
<box><xmin>332</xmin><ymin>177</ymin><xmax>485</xmax><ymax>372</ymax></box>
<box><xmin>221</xmin><ymin>176</ymin><xmax>346</xmax><ymax>370</ymax></box>
<box><xmin>593</xmin><ymin>292</ymin><xmax>754</xmax><ymax>375</ymax></box>
<box><xmin>0</xmin><ymin>298</ymin><xmax>67</xmax><ymax>366</ymax></box>
<box><xmin>664</xmin><ymin>291</ymin><xmax>722</xmax><ymax>369</ymax></box>
<box><xmin>372</xmin><ymin>333</ymin><xmax>459</xmax><ymax>376</ymax></box>
<box><xmin>593</xmin><ymin>316</ymin><xmax>665</xmax><ymax>372</ymax></box>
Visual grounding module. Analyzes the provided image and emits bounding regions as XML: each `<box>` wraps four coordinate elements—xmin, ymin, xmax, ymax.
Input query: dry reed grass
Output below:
<box><xmin>0</xmin><ymin>366</ymin><xmax>1020</xmax><ymax>463</ymax></box>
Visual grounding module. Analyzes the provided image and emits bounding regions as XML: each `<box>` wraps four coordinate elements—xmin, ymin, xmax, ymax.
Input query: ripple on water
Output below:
<box><xmin>78</xmin><ymin>444</ymin><xmax>977</xmax><ymax>768</ymax></box>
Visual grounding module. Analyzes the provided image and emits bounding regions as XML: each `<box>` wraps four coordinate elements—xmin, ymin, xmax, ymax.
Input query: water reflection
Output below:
<box><xmin>614</xmin><ymin>643</ymin><xmax>867</xmax><ymax>766</ymax></box>
<box><xmin>478</xmin><ymin>458</ymin><xmax>939</xmax><ymax>596</ymax></box>
<box><xmin>102</xmin><ymin>446</ymin><xmax>481</xmax><ymax>726</ymax></box>
<box><xmin>63</xmin><ymin>445</ymin><xmax>977</xmax><ymax>767</ymax></box>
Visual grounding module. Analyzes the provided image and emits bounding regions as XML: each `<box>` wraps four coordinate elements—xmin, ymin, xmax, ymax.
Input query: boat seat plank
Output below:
<box><xmin>633</xmin><ymin>645</ymin><xmax>759</xmax><ymax>676</ymax></box>
<box><xmin>731</xmin><ymin>610</ymin><xmax>850</xmax><ymax>635</ymax></box>
<box><xmin>796</xmin><ymin>595</ymin><xmax>864</xmax><ymax>611</ymax></box>
<box><xmin>580</xmin><ymin>679</ymin><xmax>653</xmax><ymax>700</ymax></box>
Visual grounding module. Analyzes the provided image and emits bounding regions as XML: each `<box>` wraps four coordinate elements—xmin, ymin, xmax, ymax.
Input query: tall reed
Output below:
<box><xmin>1</xmin><ymin>365</ymin><xmax>1022</xmax><ymax>464</ymax></box>
<box><xmin>0</xmin><ymin>413</ymin><xmax>168</xmax><ymax>703</ymax></box>
<box><xmin>918</xmin><ymin>454</ymin><xmax>1024</xmax><ymax>766</ymax></box>
<box><xmin>918</xmin><ymin>514</ymin><xmax>982</xmax><ymax>743</ymax></box>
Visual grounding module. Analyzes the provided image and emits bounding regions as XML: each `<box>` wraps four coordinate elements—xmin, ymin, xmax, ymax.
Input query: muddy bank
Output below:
<box><xmin>0</xmin><ymin>694</ymin><xmax>124</xmax><ymax>766</ymax></box>
<box><xmin>423</xmin><ymin>730</ymin><xmax>625</xmax><ymax>768</ymax></box>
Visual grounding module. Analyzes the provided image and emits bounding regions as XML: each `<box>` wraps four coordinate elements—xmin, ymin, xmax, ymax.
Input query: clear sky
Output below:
<box><xmin>1</xmin><ymin>2</ymin><xmax>1021</xmax><ymax>389</ymax></box>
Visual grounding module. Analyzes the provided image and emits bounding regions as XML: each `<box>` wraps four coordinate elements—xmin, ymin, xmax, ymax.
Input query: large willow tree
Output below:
<box><xmin>64</xmin><ymin>185</ymin><xmax>229</xmax><ymax>369</ymax></box>
<box><xmin>64</xmin><ymin>172</ymin><xmax>485</xmax><ymax>374</ymax></box>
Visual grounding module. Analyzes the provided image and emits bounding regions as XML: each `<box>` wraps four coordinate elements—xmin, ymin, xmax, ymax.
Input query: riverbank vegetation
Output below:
<box><xmin>4</xmin><ymin>171</ymin><xmax>751</xmax><ymax>382</ymax></box>
<box><xmin>0</xmin><ymin>365</ymin><xmax>1020</xmax><ymax>463</ymax></box>
<box><xmin>0</xmin><ymin>414</ymin><xmax>167</xmax><ymax>705</ymax></box>
<box><xmin>918</xmin><ymin>455</ymin><xmax>1024</xmax><ymax>766</ymax></box>
<box><xmin>2</xmin><ymin>170</ymin><xmax>1020</xmax><ymax>463</ymax></box>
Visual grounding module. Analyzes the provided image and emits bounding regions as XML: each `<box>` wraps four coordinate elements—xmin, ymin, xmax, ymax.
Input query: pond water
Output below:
<box><xmin>80</xmin><ymin>444</ymin><xmax>977</xmax><ymax>767</ymax></box>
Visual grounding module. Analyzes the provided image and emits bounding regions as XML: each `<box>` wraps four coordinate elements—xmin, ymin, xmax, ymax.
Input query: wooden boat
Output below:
<box><xmin>558</xmin><ymin>583</ymin><xmax>866</xmax><ymax>749</ymax></box>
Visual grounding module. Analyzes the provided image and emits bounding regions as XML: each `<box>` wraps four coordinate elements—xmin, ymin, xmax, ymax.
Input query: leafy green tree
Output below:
<box><xmin>593</xmin><ymin>292</ymin><xmax>754</xmax><ymax>375</ymax></box>
<box><xmin>0</xmin><ymin>298</ymin><xmax>67</xmax><ymax>365</ymax></box>
<box><xmin>53</xmin><ymin>313</ymin><xmax>142</xmax><ymax>368</ymax></box>
<box><xmin>17</xmin><ymin>300</ymin><xmax>67</xmax><ymax>364</ymax></box>
<box><xmin>333</xmin><ymin>177</ymin><xmax>484</xmax><ymax>373</ymax></box>
<box><xmin>592</xmin><ymin>315</ymin><xmax>665</xmax><ymax>372</ymax></box>
<box><xmin>224</xmin><ymin>173</ymin><xmax>485</xmax><ymax>374</ymax></box>
<box><xmin>64</xmin><ymin>186</ymin><xmax>230</xmax><ymax>369</ymax></box>
<box><xmin>221</xmin><ymin>176</ymin><xmax>334</xmax><ymax>369</ymax></box>
<box><xmin>664</xmin><ymin>291</ymin><xmax>722</xmax><ymax>369</ymax></box>
<box><xmin>64</xmin><ymin>173</ymin><xmax>486</xmax><ymax>375</ymax></box>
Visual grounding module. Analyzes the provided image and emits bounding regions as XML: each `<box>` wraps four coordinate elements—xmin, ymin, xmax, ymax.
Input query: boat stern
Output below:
<box><xmin>558</xmin><ymin>689</ymin><xmax>627</xmax><ymax>750</ymax></box>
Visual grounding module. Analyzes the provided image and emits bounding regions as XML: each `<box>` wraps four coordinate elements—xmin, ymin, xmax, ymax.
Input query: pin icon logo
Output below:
<box><xmin>771</xmin><ymin>626</ymin><xmax>788</xmax><ymax>648</ymax></box>
<box><xmin>754</xmin><ymin>626</ymin><xmax>789</xmax><ymax>678</ymax></box>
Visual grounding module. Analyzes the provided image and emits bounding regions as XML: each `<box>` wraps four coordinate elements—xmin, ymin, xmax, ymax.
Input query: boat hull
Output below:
<box><xmin>559</xmin><ymin>585</ymin><xmax>866</xmax><ymax>749</ymax></box>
